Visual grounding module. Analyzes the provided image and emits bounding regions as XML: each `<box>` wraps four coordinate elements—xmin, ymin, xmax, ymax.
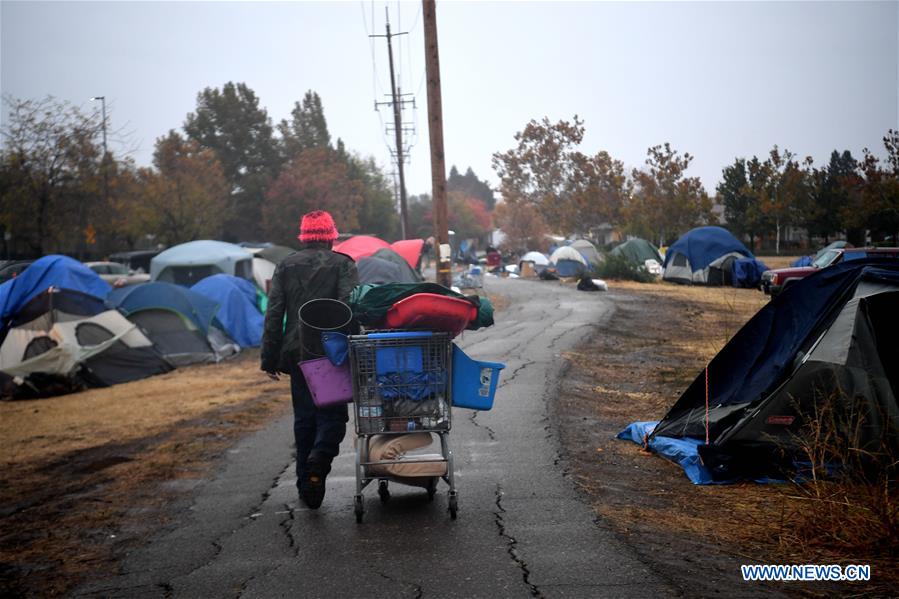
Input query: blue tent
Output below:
<box><xmin>0</xmin><ymin>255</ymin><xmax>111</xmax><ymax>331</ymax></box>
<box><xmin>662</xmin><ymin>227</ymin><xmax>753</xmax><ymax>284</ymax></box>
<box><xmin>650</xmin><ymin>259</ymin><xmax>899</xmax><ymax>481</ymax></box>
<box><xmin>191</xmin><ymin>275</ymin><xmax>263</xmax><ymax>347</ymax></box>
<box><xmin>107</xmin><ymin>282</ymin><xmax>219</xmax><ymax>334</ymax></box>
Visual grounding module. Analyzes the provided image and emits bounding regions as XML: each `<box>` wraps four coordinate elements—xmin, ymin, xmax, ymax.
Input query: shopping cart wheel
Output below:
<box><xmin>354</xmin><ymin>494</ymin><xmax>364</xmax><ymax>523</ymax></box>
<box><xmin>448</xmin><ymin>491</ymin><xmax>458</xmax><ymax>520</ymax></box>
<box><xmin>378</xmin><ymin>480</ymin><xmax>390</xmax><ymax>504</ymax></box>
<box><xmin>426</xmin><ymin>478</ymin><xmax>437</xmax><ymax>502</ymax></box>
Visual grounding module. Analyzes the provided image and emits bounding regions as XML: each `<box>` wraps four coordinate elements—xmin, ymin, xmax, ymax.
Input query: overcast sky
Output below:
<box><xmin>2</xmin><ymin>1</ymin><xmax>897</xmax><ymax>198</ymax></box>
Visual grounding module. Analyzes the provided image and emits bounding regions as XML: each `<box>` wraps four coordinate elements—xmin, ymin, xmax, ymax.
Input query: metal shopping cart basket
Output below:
<box><xmin>348</xmin><ymin>330</ymin><xmax>456</xmax><ymax>522</ymax></box>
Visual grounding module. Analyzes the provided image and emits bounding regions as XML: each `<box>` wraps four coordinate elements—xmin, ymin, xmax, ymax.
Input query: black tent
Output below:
<box><xmin>371</xmin><ymin>247</ymin><xmax>424</xmax><ymax>282</ymax></box>
<box><xmin>358</xmin><ymin>256</ymin><xmax>419</xmax><ymax>285</ymax></box>
<box><xmin>651</xmin><ymin>259</ymin><xmax>899</xmax><ymax>481</ymax></box>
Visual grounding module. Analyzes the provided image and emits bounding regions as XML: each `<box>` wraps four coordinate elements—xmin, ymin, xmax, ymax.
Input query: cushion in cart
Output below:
<box><xmin>366</xmin><ymin>433</ymin><xmax>447</xmax><ymax>478</ymax></box>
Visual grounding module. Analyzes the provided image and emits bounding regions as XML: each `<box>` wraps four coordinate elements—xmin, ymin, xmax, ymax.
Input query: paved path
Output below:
<box><xmin>76</xmin><ymin>277</ymin><xmax>676</xmax><ymax>598</ymax></box>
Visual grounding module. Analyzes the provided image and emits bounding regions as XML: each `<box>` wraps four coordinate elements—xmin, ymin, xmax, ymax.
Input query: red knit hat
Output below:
<box><xmin>298</xmin><ymin>210</ymin><xmax>338</xmax><ymax>243</ymax></box>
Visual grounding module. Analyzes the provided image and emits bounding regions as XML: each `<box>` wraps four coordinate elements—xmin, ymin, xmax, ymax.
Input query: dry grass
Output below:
<box><xmin>556</xmin><ymin>275</ymin><xmax>898</xmax><ymax>595</ymax></box>
<box><xmin>0</xmin><ymin>350</ymin><xmax>290</xmax><ymax>597</ymax></box>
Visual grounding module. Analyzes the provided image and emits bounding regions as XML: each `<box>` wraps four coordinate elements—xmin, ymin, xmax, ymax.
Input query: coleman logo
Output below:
<box><xmin>766</xmin><ymin>415</ymin><xmax>795</xmax><ymax>426</ymax></box>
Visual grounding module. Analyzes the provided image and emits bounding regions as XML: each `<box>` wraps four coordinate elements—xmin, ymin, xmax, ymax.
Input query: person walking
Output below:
<box><xmin>261</xmin><ymin>210</ymin><xmax>359</xmax><ymax>509</ymax></box>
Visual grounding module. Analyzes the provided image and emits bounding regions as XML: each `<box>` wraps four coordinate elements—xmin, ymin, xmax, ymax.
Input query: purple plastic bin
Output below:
<box><xmin>299</xmin><ymin>357</ymin><xmax>353</xmax><ymax>407</ymax></box>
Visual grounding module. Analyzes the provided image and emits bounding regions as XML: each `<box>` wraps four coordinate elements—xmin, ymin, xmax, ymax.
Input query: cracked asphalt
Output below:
<box><xmin>74</xmin><ymin>277</ymin><xmax>677</xmax><ymax>598</ymax></box>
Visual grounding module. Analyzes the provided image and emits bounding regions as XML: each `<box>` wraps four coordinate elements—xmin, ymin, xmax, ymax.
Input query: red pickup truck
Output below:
<box><xmin>760</xmin><ymin>247</ymin><xmax>899</xmax><ymax>297</ymax></box>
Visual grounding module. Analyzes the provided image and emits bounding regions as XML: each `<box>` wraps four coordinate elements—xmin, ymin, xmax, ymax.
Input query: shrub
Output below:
<box><xmin>595</xmin><ymin>253</ymin><xmax>656</xmax><ymax>282</ymax></box>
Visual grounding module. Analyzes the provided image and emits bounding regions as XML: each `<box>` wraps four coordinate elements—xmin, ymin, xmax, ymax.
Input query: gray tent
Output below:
<box><xmin>371</xmin><ymin>248</ymin><xmax>424</xmax><ymax>282</ymax></box>
<box><xmin>358</xmin><ymin>256</ymin><xmax>419</xmax><ymax>285</ymax></box>
<box><xmin>151</xmin><ymin>240</ymin><xmax>254</xmax><ymax>286</ymax></box>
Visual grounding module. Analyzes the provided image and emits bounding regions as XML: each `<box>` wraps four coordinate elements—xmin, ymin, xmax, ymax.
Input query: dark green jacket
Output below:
<box><xmin>260</xmin><ymin>242</ymin><xmax>358</xmax><ymax>373</ymax></box>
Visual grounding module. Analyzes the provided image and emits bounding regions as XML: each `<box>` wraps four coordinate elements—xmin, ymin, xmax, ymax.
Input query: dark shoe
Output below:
<box><xmin>299</xmin><ymin>456</ymin><xmax>331</xmax><ymax>509</ymax></box>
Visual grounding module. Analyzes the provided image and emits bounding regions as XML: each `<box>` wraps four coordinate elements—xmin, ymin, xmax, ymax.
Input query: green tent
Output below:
<box><xmin>610</xmin><ymin>238</ymin><xmax>663</xmax><ymax>266</ymax></box>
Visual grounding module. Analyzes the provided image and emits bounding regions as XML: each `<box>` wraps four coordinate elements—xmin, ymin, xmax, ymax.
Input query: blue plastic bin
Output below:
<box><xmin>451</xmin><ymin>344</ymin><xmax>505</xmax><ymax>411</ymax></box>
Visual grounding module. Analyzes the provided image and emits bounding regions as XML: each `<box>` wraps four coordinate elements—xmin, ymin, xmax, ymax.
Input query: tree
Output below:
<box><xmin>341</xmin><ymin>151</ymin><xmax>400</xmax><ymax>240</ymax></box>
<box><xmin>567</xmin><ymin>151</ymin><xmax>630</xmax><ymax>236</ymax></box>
<box><xmin>140</xmin><ymin>131</ymin><xmax>229</xmax><ymax>246</ymax></box>
<box><xmin>493</xmin><ymin>198</ymin><xmax>548</xmax><ymax>252</ymax></box>
<box><xmin>184</xmin><ymin>82</ymin><xmax>280</xmax><ymax>240</ymax></box>
<box><xmin>492</xmin><ymin>116</ymin><xmax>586</xmax><ymax>231</ymax></box>
<box><xmin>447</xmin><ymin>166</ymin><xmax>495</xmax><ymax>210</ymax></box>
<box><xmin>718</xmin><ymin>158</ymin><xmax>763</xmax><ymax>250</ymax></box>
<box><xmin>854</xmin><ymin>131</ymin><xmax>899</xmax><ymax>243</ymax></box>
<box><xmin>0</xmin><ymin>95</ymin><xmax>105</xmax><ymax>256</ymax></box>
<box><xmin>263</xmin><ymin>147</ymin><xmax>363</xmax><ymax>246</ymax></box>
<box><xmin>625</xmin><ymin>143</ymin><xmax>712</xmax><ymax>245</ymax></box>
<box><xmin>278</xmin><ymin>90</ymin><xmax>331</xmax><ymax>159</ymax></box>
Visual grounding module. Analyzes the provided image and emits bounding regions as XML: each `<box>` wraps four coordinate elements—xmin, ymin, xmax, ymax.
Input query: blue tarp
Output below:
<box><xmin>555</xmin><ymin>259</ymin><xmax>587</xmax><ymax>278</ymax></box>
<box><xmin>0</xmin><ymin>255</ymin><xmax>111</xmax><ymax>331</ymax></box>
<box><xmin>731</xmin><ymin>257</ymin><xmax>769</xmax><ymax>288</ymax></box>
<box><xmin>618</xmin><ymin>422</ymin><xmax>778</xmax><ymax>485</ymax></box>
<box><xmin>191</xmin><ymin>275</ymin><xmax>263</xmax><ymax>347</ymax></box>
<box><xmin>663</xmin><ymin>226</ymin><xmax>753</xmax><ymax>271</ymax></box>
<box><xmin>791</xmin><ymin>255</ymin><xmax>813</xmax><ymax>267</ymax></box>
<box><xmin>107</xmin><ymin>281</ymin><xmax>219</xmax><ymax>334</ymax></box>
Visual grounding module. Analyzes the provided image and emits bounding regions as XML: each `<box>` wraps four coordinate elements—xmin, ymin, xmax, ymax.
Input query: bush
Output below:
<box><xmin>595</xmin><ymin>253</ymin><xmax>656</xmax><ymax>282</ymax></box>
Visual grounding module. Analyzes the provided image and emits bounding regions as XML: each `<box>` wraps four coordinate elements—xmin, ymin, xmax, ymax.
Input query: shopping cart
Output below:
<box><xmin>348</xmin><ymin>330</ymin><xmax>457</xmax><ymax>522</ymax></box>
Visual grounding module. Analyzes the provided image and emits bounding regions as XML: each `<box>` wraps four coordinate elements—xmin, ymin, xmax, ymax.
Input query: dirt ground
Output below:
<box><xmin>553</xmin><ymin>260</ymin><xmax>897</xmax><ymax>597</ymax></box>
<box><xmin>0</xmin><ymin>350</ymin><xmax>290</xmax><ymax>597</ymax></box>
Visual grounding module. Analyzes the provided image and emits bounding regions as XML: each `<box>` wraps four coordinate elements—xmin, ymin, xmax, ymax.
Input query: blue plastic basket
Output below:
<box><xmin>451</xmin><ymin>344</ymin><xmax>505</xmax><ymax>411</ymax></box>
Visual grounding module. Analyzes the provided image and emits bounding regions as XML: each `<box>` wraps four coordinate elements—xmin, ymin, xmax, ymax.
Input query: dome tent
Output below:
<box><xmin>610</xmin><ymin>238</ymin><xmax>663</xmax><ymax>266</ymax></box>
<box><xmin>150</xmin><ymin>240</ymin><xmax>254</xmax><ymax>287</ymax></box>
<box><xmin>662</xmin><ymin>226</ymin><xmax>752</xmax><ymax>285</ymax></box>
<box><xmin>191</xmin><ymin>275</ymin><xmax>264</xmax><ymax>348</ymax></box>
<box><xmin>549</xmin><ymin>245</ymin><xmax>589</xmax><ymax>278</ymax></box>
<box><xmin>570</xmin><ymin>239</ymin><xmax>602</xmax><ymax>268</ymax></box>
<box><xmin>107</xmin><ymin>282</ymin><xmax>239</xmax><ymax>365</ymax></box>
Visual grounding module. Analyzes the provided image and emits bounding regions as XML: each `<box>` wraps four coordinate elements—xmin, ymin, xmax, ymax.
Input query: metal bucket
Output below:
<box><xmin>298</xmin><ymin>298</ymin><xmax>354</xmax><ymax>357</ymax></box>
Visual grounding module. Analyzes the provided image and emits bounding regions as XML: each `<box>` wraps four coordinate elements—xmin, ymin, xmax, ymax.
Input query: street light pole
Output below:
<box><xmin>90</xmin><ymin>96</ymin><xmax>109</xmax><ymax>205</ymax></box>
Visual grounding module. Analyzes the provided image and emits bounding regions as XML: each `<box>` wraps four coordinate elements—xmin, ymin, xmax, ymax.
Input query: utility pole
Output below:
<box><xmin>422</xmin><ymin>0</ymin><xmax>451</xmax><ymax>287</ymax></box>
<box><xmin>91</xmin><ymin>96</ymin><xmax>109</xmax><ymax>205</ymax></box>
<box><xmin>371</xmin><ymin>9</ymin><xmax>411</xmax><ymax>239</ymax></box>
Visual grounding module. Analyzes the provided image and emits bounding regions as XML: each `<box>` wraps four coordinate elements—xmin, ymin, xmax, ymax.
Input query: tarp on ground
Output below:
<box><xmin>610</xmin><ymin>238</ymin><xmax>663</xmax><ymax>266</ymax></box>
<box><xmin>191</xmin><ymin>275</ymin><xmax>263</xmax><ymax>347</ymax></box>
<box><xmin>0</xmin><ymin>255</ymin><xmax>111</xmax><ymax>334</ymax></box>
<box><xmin>333</xmin><ymin>236</ymin><xmax>390</xmax><ymax>261</ymax></box>
<box><xmin>731</xmin><ymin>258</ymin><xmax>769</xmax><ymax>288</ymax></box>
<box><xmin>150</xmin><ymin>240</ymin><xmax>253</xmax><ymax>286</ymax></box>
<box><xmin>390</xmin><ymin>239</ymin><xmax>425</xmax><ymax>269</ymax></box>
<box><xmin>349</xmin><ymin>283</ymin><xmax>494</xmax><ymax>330</ymax></box>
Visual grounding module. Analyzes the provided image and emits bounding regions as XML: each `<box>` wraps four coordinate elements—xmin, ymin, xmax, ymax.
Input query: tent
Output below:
<box><xmin>150</xmin><ymin>240</ymin><xmax>254</xmax><ymax>286</ymax></box>
<box><xmin>1</xmin><ymin>255</ymin><xmax>111</xmax><ymax>332</ymax></box>
<box><xmin>519</xmin><ymin>251</ymin><xmax>549</xmax><ymax>267</ymax></box>
<box><xmin>549</xmin><ymin>246</ymin><xmax>589</xmax><ymax>278</ymax></box>
<box><xmin>390</xmin><ymin>239</ymin><xmax>425</xmax><ymax>269</ymax></box>
<box><xmin>107</xmin><ymin>282</ymin><xmax>238</xmax><ymax>365</ymax></box>
<box><xmin>191</xmin><ymin>275</ymin><xmax>263</xmax><ymax>347</ymax></box>
<box><xmin>333</xmin><ymin>236</ymin><xmax>389</xmax><ymax>261</ymax></box>
<box><xmin>371</xmin><ymin>248</ymin><xmax>424</xmax><ymax>282</ymax></box>
<box><xmin>610</xmin><ymin>238</ymin><xmax>663</xmax><ymax>266</ymax></box>
<box><xmin>252</xmin><ymin>257</ymin><xmax>276</xmax><ymax>293</ymax></box>
<box><xmin>0</xmin><ymin>288</ymin><xmax>172</xmax><ymax>389</ymax></box>
<box><xmin>648</xmin><ymin>259</ymin><xmax>899</xmax><ymax>482</ymax></box>
<box><xmin>357</xmin><ymin>256</ymin><xmax>418</xmax><ymax>285</ymax></box>
<box><xmin>570</xmin><ymin>239</ymin><xmax>602</xmax><ymax>268</ymax></box>
<box><xmin>662</xmin><ymin>226</ymin><xmax>753</xmax><ymax>285</ymax></box>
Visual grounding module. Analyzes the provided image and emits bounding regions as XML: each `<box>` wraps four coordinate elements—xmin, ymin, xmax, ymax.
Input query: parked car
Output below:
<box><xmin>0</xmin><ymin>259</ymin><xmax>35</xmax><ymax>284</ymax></box>
<box><xmin>760</xmin><ymin>247</ymin><xmax>899</xmax><ymax>297</ymax></box>
<box><xmin>85</xmin><ymin>261</ymin><xmax>151</xmax><ymax>288</ymax></box>
<box><xmin>108</xmin><ymin>249</ymin><xmax>161</xmax><ymax>274</ymax></box>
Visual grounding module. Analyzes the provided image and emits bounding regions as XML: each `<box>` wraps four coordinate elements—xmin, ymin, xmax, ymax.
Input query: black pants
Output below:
<box><xmin>289</xmin><ymin>363</ymin><xmax>349</xmax><ymax>486</ymax></box>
